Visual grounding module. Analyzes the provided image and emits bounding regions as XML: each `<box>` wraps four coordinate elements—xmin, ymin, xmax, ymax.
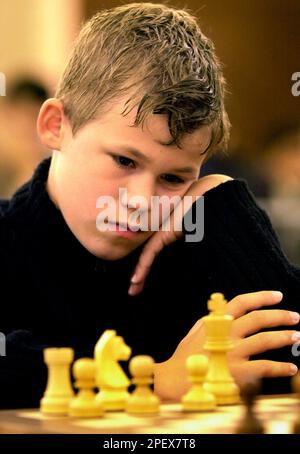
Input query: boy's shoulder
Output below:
<box><xmin>0</xmin><ymin>158</ymin><xmax>52</xmax><ymax>228</ymax></box>
<box><xmin>198</xmin><ymin>174</ymin><xmax>233</xmax><ymax>196</ymax></box>
<box><xmin>0</xmin><ymin>181</ymin><xmax>32</xmax><ymax>223</ymax></box>
<box><xmin>0</xmin><ymin>198</ymin><xmax>13</xmax><ymax>235</ymax></box>
<box><xmin>0</xmin><ymin>199</ymin><xmax>10</xmax><ymax>218</ymax></box>
<box><xmin>0</xmin><ymin>176</ymin><xmax>39</xmax><ymax>252</ymax></box>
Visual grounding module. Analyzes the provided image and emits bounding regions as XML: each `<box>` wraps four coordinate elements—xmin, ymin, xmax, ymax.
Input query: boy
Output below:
<box><xmin>1</xmin><ymin>2</ymin><xmax>300</xmax><ymax>409</ymax></box>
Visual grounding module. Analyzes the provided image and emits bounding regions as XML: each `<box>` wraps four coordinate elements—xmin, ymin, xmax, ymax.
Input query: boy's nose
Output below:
<box><xmin>125</xmin><ymin>177</ymin><xmax>155</xmax><ymax>211</ymax></box>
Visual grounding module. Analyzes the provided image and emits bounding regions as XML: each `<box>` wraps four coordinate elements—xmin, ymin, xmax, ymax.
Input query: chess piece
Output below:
<box><xmin>181</xmin><ymin>354</ymin><xmax>216</xmax><ymax>411</ymax></box>
<box><xmin>203</xmin><ymin>293</ymin><xmax>240</xmax><ymax>405</ymax></box>
<box><xmin>236</xmin><ymin>380</ymin><xmax>264</xmax><ymax>434</ymax></box>
<box><xmin>126</xmin><ymin>355</ymin><xmax>160</xmax><ymax>415</ymax></box>
<box><xmin>69</xmin><ymin>358</ymin><xmax>104</xmax><ymax>418</ymax></box>
<box><xmin>40</xmin><ymin>347</ymin><xmax>74</xmax><ymax>415</ymax></box>
<box><xmin>291</xmin><ymin>371</ymin><xmax>300</xmax><ymax>434</ymax></box>
<box><xmin>94</xmin><ymin>330</ymin><xmax>131</xmax><ymax>411</ymax></box>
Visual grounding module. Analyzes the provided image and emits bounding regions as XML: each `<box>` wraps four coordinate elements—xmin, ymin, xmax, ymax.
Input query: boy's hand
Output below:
<box><xmin>154</xmin><ymin>291</ymin><xmax>300</xmax><ymax>401</ymax></box>
<box><xmin>128</xmin><ymin>174</ymin><xmax>232</xmax><ymax>296</ymax></box>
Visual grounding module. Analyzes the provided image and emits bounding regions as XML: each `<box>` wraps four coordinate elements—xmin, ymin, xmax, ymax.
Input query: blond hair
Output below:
<box><xmin>56</xmin><ymin>2</ymin><xmax>230</xmax><ymax>155</ymax></box>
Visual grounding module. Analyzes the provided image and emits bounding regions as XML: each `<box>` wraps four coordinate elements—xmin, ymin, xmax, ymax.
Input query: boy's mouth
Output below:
<box><xmin>115</xmin><ymin>222</ymin><xmax>142</xmax><ymax>232</ymax></box>
<box><xmin>107</xmin><ymin>221</ymin><xmax>144</xmax><ymax>238</ymax></box>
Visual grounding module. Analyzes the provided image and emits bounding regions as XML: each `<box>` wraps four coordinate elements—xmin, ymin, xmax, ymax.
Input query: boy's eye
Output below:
<box><xmin>162</xmin><ymin>174</ymin><xmax>185</xmax><ymax>185</ymax></box>
<box><xmin>112</xmin><ymin>155</ymin><xmax>136</xmax><ymax>169</ymax></box>
<box><xmin>111</xmin><ymin>155</ymin><xmax>185</xmax><ymax>185</ymax></box>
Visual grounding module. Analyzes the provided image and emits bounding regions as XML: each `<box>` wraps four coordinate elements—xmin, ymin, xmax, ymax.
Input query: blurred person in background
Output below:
<box><xmin>261</xmin><ymin>126</ymin><xmax>300</xmax><ymax>198</ymax></box>
<box><xmin>201</xmin><ymin>147</ymin><xmax>270</xmax><ymax>198</ymax></box>
<box><xmin>0</xmin><ymin>77</ymin><xmax>50</xmax><ymax>198</ymax></box>
<box><xmin>258</xmin><ymin>126</ymin><xmax>300</xmax><ymax>266</ymax></box>
<box><xmin>201</xmin><ymin>127</ymin><xmax>300</xmax><ymax>266</ymax></box>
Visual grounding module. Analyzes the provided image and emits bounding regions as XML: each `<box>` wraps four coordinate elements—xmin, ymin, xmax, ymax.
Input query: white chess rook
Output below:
<box><xmin>40</xmin><ymin>347</ymin><xmax>74</xmax><ymax>415</ymax></box>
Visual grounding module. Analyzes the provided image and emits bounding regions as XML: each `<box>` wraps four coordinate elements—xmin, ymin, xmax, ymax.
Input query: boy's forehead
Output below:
<box><xmin>96</xmin><ymin>95</ymin><xmax>212</xmax><ymax>155</ymax></box>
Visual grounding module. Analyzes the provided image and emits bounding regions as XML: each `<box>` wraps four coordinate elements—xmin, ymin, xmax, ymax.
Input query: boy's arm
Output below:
<box><xmin>128</xmin><ymin>174</ymin><xmax>232</xmax><ymax>296</ymax></box>
<box><xmin>128</xmin><ymin>177</ymin><xmax>300</xmax><ymax>398</ymax></box>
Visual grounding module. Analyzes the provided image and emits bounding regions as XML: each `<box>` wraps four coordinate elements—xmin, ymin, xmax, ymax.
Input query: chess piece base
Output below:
<box><xmin>204</xmin><ymin>382</ymin><xmax>240</xmax><ymax>405</ymax></box>
<box><xmin>182</xmin><ymin>392</ymin><xmax>216</xmax><ymax>412</ymax></box>
<box><xmin>126</xmin><ymin>395</ymin><xmax>160</xmax><ymax>415</ymax></box>
<box><xmin>69</xmin><ymin>398</ymin><xmax>103</xmax><ymax>418</ymax></box>
<box><xmin>40</xmin><ymin>396</ymin><xmax>72</xmax><ymax>415</ymax></box>
<box><xmin>96</xmin><ymin>389</ymin><xmax>129</xmax><ymax>411</ymax></box>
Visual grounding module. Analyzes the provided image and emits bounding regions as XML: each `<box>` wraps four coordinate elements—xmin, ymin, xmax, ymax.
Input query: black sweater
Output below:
<box><xmin>1</xmin><ymin>158</ymin><xmax>300</xmax><ymax>409</ymax></box>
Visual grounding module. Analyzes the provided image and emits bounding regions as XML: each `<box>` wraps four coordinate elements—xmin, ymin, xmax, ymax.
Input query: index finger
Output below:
<box><xmin>227</xmin><ymin>291</ymin><xmax>283</xmax><ymax>319</ymax></box>
<box><xmin>128</xmin><ymin>234</ymin><xmax>167</xmax><ymax>296</ymax></box>
<box><xmin>130</xmin><ymin>234</ymin><xmax>165</xmax><ymax>285</ymax></box>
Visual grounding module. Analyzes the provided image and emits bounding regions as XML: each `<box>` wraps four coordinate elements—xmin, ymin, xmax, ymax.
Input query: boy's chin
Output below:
<box><xmin>86</xmin><ymin>238</ymin><xmax>144</xmax><ymax>261</ymax></box>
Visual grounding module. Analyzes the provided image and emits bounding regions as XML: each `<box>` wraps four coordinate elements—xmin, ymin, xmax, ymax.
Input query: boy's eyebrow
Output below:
<box><xmin>111</xmin><ymin>145</ymin><xmax>198</xmax><ymax>174</ymax></box>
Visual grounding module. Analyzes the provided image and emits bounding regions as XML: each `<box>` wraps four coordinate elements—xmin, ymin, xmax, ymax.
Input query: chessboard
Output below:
<box><xmin>0</xmin><ymin>395</ymin><xmax>299</xmax><ymax>434</ymax></box>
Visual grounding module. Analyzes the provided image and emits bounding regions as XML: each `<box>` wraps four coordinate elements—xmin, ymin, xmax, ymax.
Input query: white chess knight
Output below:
<box><xmin>94</xmin><ymin>330</ymin><xmax>131</xmax><ymax>410</ymax></box>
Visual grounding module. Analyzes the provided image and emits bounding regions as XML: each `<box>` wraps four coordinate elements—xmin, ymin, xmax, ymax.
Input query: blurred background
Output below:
<box><xmin>0</xmin><ymin>0</ymin><xmax>300</xmax><ymax>263</ymax></box>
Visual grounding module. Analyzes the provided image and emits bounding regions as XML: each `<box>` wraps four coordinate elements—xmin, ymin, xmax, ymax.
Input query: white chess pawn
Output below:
<box><xmin>181</xmin><ymin>354</ymin><xmax>216</xmax><ymax>411</ymax></box>
<box><xmin>40</xmin><ymin>348</ymin><xmax>74</xmax><ymax>415</ymax></box>
<box><xmin>69</xmin><ymin>358</ymin><xmax>104</xmax><ymax>418</ymax></box>
<box><xmin>126</xmin><ymin>355</ymin><xmax>160</xmax><ymax>415</ymax></box>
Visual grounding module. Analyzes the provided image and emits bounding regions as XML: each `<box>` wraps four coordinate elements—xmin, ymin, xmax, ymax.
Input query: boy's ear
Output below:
<box><xmin>37</xmin><ymin>98</ymin><xmax>68</xmax><ymax>150</ymax></box>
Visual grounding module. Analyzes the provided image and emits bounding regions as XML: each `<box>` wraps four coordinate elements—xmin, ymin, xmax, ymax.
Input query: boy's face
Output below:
<box><xmin>44</xmin><ymin>96</ymin><xmax>211</xmax><ymax>260</ymax></box>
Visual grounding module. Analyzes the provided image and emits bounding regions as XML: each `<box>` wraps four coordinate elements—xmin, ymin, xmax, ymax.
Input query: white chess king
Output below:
<box><xmin>203</xmin><ymin>293</ymin><xmax>240</xmax><ymax>405</ymax></box>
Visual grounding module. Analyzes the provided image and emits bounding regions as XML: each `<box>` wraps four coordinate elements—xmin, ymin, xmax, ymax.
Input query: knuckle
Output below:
<box><xmin>235</xmin><ymin>295</ymin><xmax>244</xmax><ymax>305</ymax></box>
<box><xmin>261</xmin><ymin>290</ymin><xmax>276</xmax><ymax>299</ymax></box>
<box><xmin>285</xmin><ymin>330</ymin><xmax>295</xmax><ymax>342</ymax></box>
<box><xmin>227</xmin><ymin>305</ymin><xmax>236</xmax><ymax>318</ymax></box>
<box><xmin>261</xmin><ymin>290</ymin><xmax>272</xmax><ymax>298</ymax></box>
<box><xmin>259</xmin><ymin>361</ymin><xmax>288</xmax><ymax>378</ymax></box>
<box><xmin>259</xmin><ymin>361</ymin><xmax>271</xmax><ymax>376</ymax></box>
<box><xmin>257</xmin><ymin>332</ymin><xmax>272</xmax><ymax>348</ymax></box>
<box><xmin>277</xmin><ymin>330</ymin><xmax>293</xmax><ymax>345</ymax></box>
<box><xmin>258</xmin><ymin>361</ymin><xmax>278</xmax><ymax>377</ymax></box>
<box><xmin>140</xmin><ymin>257</ymin><xmax>151</xmax><ymax>269</ymax></box>
<box><xmin>279</xmin><ymin>363</ymin><xmax>290</xmax><ymax>375</ymax></box>
<box><xmin>257</xmin><ymin>309</ymin><xmax>287</xmax><ymax>325</ymax></box>
<box><xmin>278</xmin><ymin>309</ymin><xmax>289</xmax><ymax>318</ymax></box>
<box><xmin>283</xmin><ymin>311</ymin><xmax>294</xmax><ymax>322</ymax></box>
<box><xmin>264</xmin><ymin>363</ymin><xmax>278</xmax><ymax>377</ymax></box>
<box><xmin>251</xmin><ymin>310</ymin><xmax>263</xmax><ymax>323</ymax></box>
